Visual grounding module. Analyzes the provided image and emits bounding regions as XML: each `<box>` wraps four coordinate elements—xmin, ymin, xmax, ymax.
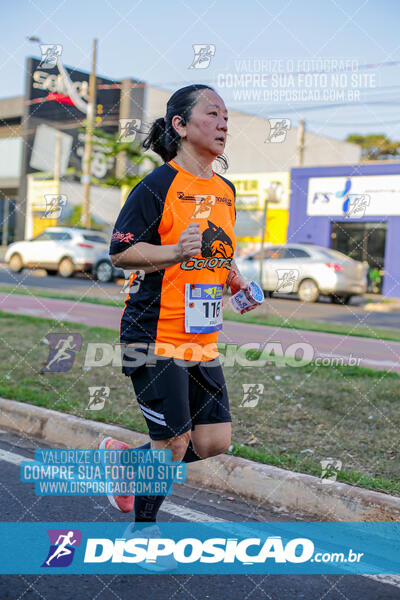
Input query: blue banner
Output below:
<box><xmin>19</xmin><ymin>449</ymin><xmax>186</xmax><ymax>496</ymax></box>
<box><xmin>0</xmin><ymin>522</ymin><xmax>399</xmax><ymax>574</ymax></box>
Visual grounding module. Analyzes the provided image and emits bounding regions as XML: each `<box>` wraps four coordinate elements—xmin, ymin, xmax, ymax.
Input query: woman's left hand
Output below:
<box><xmin>228</xmin><ymin>271</ymin><xmax>249</xmax><ymax>295</ymax></box>
<box><xmin>228</xmin><ymin>272</ymin><xmax>259</xmax><ymax>314</ymax></box>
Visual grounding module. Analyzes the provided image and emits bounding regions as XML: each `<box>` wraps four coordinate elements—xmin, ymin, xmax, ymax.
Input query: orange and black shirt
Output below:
<box><xmin>109</xmin><ymin>159</ymin><xmax>236</xmax><ymax>362</ymax></box>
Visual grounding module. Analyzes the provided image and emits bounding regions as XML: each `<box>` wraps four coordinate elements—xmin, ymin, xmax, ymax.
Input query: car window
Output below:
<box><xmin>247</xmin><ymin>248</ymin><xmax>283</xmax><ymax>260</ymax></box>
<box><xmin>49</xmin><ymin>232</ymin><xmax>72</xmax><ymax>241</ymax></box>
<box><xmin>318</xmin><ymin>248</ymin><xmax>351</xmax><ymax>261</ymax></box>
<box><xmin>32</xmin><ymin>232</ymin><xmax>52</xmax><ymax>241</ymax></box>
<box><xmin>82</xmin><ymin>234</ymin><xmax>107</xmax><ymax>244</ymax></box>
<box><xmin>264</xmin><ymin>247</ymin><xmax>284</xmax><ymax>259</ymax></box>
<box><xmin>282</xmin><ymin>247</ymin><xmax>311</xmax><ymax>259</ymax></box>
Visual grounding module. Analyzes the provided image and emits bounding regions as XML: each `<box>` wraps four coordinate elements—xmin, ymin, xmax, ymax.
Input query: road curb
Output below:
<box><xmin>1</xmin><ymin>397</ymin><xmax>400</xmax><ymax>521</ymax></box>
<box><xmin>364</xmin><ymin>302</ymin><xmax>400</xmax><ymax>313</ymax></box>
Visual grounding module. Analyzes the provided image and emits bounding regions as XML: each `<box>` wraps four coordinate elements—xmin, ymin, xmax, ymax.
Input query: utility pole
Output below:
<box><xmin>2</xmin><ymin>198</ymin><xmax>9</xmax><ymax>246</ymax></box>
<box><xmin>54</xmin><ymin>130</ymin><xmax>62</xmax><ymax>183</ymax></box>
<box><xmin>259</xmin><ymin>193</ymin><xmax>269</xmax><ymax>289</ymax></box>
<box><xmin>81</xmin><ymin>39</ymin><xmax>98</xmax><ymax>229</ymax></box>
<box><xmin>259</xmin><ymin>183</ymin><xmax>282</xmax><ymax>290</ymax></box>
<box><xmin>296</xmin><ymin>118</ymin><xmax>305</xmax><ymax>167</ymax></box>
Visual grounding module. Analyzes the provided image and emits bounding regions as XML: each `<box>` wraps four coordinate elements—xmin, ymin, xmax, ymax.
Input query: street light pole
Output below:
<box><xmin>259</xmin><ymin>182</ymin><xmax>283</xmax><ymax>290</ymax></box>
<box><xmin>81</xmin><ymin>39</ymin><xmax>98</xmax><ymax>229</ymax></box>
<box><xmin>259</xmin><ymin>193</ymin><xmax>269</xmax><ymax>289</ymax></box>
<box><xmin>296</xmin><ymin>118</ymin><xmax>305</xmax><ymax>167</ymax></box>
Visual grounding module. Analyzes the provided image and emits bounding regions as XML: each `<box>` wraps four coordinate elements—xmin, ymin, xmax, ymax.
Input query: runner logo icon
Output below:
<box><xmin>41</xmin><ymin>333</ymin><xmax>82</xmax><ymax>373</ymax></box>
<box><xmin>42</xmin><ymin>529</ymin><xmax>82</xmax><ymax>567</ymax></box>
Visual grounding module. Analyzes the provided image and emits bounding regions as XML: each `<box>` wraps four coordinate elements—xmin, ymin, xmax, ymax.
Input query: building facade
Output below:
<box><xmin>287</xmin><ymin>163</ymin><xmax>400</xmax><ymax>297</ymax></box>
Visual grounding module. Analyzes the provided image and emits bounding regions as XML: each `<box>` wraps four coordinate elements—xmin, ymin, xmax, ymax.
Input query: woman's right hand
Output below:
<box><xmin>174</xmin><ymin>222</ymin><xmax>202</xmax><ymax>261</ymax></box>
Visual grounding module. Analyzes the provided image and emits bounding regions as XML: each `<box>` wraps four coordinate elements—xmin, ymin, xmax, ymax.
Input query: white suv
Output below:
<box><xmin>5</xmin><ymin>227</ymin><xmax>108</xmax><ymax>278</ymax></box>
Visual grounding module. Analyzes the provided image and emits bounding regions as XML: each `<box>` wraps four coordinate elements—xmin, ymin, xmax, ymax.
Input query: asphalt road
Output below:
<box><xmin>1</xmin><ymin>429</ymin><xmax>399</xmax><ymax>600</ymax></box>
<box><xmin>1</xmin><ymin>264</ymin><xmax>400</xmax><ymax>330</ymax></box>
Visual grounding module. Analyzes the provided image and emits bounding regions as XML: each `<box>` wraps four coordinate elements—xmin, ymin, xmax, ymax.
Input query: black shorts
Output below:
<box><xmin>124</xmin><ymin>356</ymin><xmax>231</xmax><ymax>440</ymax></box>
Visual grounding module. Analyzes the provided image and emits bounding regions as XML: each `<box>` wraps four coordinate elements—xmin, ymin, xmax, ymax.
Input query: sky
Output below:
<box><xmin>2</xmin><ymin>0</ymin><xmax>400</xmax><ymax>142</ymax></box>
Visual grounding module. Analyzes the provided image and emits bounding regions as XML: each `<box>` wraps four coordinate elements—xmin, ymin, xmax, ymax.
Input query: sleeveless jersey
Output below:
<box><xmin>109</xmin><ymin>159</ymin><xmax>236</xmax><ymax>362</ymax></box>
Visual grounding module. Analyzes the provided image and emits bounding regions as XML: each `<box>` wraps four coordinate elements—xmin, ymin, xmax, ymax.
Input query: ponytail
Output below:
<box><xmin>142</xmin><ymin>117</ymin><xmax>180</xmax><ymax>163</ymax></box>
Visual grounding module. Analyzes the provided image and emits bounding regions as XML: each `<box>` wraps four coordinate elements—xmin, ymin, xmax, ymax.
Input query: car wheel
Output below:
<box><xmin>46</xmin><ymin>269</ymin><xmax>58</xmax><ymax>276</ymax></box>
<box><xmin>298</xmin><ymin>279</ymin><xmax>320</xmax><ymax>303</ymax></box>
<box><xmin>95</xmin><ymin>260</ymin><xmax>113</xmax><ymax>283</ymax></box>
<box><xmin>58</xmin><ymin>257</ymin><xmax>74</xmax><ymax>278</ymax></box>
<box><xmin>8</xmin><ymin>253</ymin><xmax>23</xmax><ymax>273</ymax></box>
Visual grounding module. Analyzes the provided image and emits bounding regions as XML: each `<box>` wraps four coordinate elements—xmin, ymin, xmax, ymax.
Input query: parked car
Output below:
<box><xmin>5</xmin><ymin>227</ymin><xmax>108</xmax><ymax>278</ymax></box>
<box><xmin>92</xmin><ymin>250</ymin><xmax>124</xmax><ymax>282</ymax></box>
<box><xmin>235</xmin><ymin>244</ymin><xmax>368</xmax><ymax>303</ymax></box>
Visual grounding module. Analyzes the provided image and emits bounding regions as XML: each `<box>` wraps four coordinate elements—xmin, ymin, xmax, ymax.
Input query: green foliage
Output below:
<box><xmin>346</xmin><ymin>133</ymin><xmax>400</xmax><ymax>160</ymax></box>
<box><xmin>60</xmin><ymin>204</ymin><xmax>105</xmax><ymax>231</ymax></box>
<box><xmin>87</xmin><ymin>127</ymin><xmax>160</xmax><ymax>188</ymax></box>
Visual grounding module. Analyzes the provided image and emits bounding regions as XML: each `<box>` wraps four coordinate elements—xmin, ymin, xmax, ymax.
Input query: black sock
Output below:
<box><xmin>134</xmin><ymin>494</ymin><xmax>168</xmax><ymax>526</ymax></box>
<box><xmin>182</xmin><ymin>440</ymin><xmax>203</xmax><ymax>463</ymax></box>
<box><xmin>136</xmin><ymin>440</ymin><xmax>202</xmax><ymax>463</ymax></box>
<box><xmin>133</xmin><ymin>441</ymin><xmax>165</xmax><ymax>525</ymax></box>
<box><xmin>136</xmin><ymin>442</ymin><xmax>151</xmax><ymax>450</ymax></box>
<box><xmin>133</xmin><ymin>440</ymin><xmax>203</xmax><ymax>526</ymax></box>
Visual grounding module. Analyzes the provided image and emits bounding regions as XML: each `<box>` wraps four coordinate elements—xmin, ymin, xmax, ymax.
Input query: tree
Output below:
<box><xmin>86</xmin><ymin>127</ymin><xmax>160</xmax><ymax>188</ymax></box>
<box><xmin>60</xmin><ymin>204</ymin><xmax>104</xmax><ymax>231</ymax></box>
<box><xmin>346</xmin><ymin>134</ymin><xmax>400</xmax><ymax>160</ymax></box>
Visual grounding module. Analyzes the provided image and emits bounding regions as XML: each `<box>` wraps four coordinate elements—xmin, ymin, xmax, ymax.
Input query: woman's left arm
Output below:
<box><xmin>226</xmin><ymin>258</ymin><xmax>248</xmax><ymax>295</ymax></box>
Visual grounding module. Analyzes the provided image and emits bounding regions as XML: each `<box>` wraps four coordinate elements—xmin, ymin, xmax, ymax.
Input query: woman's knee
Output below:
<box><xmin>152</xmin><ymin>430</ymin><xmax>191</xmax><ymax>461</ymax></box>
<box><xmin>192</xmin><ymin>437</ymin><xmax>231</xmax><ymax>459</ymax></box>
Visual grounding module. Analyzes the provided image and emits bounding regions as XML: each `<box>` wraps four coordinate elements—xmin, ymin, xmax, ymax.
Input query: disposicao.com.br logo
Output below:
<box><xmin>82</xmin><ymin>534</ymin><xmax>367</xmax><ymax>572</ymax></box>
<box><xmin>85</xmin><ymin>534</ymin><xmax>316</xmax><ymax>565</ymax></box>
<box><xmin>1</xmin><ymin>522</ymin><xmax>396</xmax><ymax>575</ymax></box>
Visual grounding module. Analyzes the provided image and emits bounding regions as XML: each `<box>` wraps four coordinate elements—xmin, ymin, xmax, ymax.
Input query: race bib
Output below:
<box><xmin>185</xmin><ymin>283</ymin><xmax>223</xmax><ymax>333</ymax></box>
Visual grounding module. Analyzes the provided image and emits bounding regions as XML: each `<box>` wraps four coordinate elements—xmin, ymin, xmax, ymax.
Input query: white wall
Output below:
<box><xmin>0</xmin><ymin>137</ymin><xmax>23</xmax><ymax>178</ymax></box>
<box><xmin>59</xmin><ymin>181</ymin><xmax>121</xmax><ymax>236</ymax></box>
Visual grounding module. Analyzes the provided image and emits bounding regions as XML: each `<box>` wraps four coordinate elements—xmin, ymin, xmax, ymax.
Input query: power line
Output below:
<box><xmin>307</xmin><ymin>119</ymin><xmax>400</xmax><ymax>127</ymax></box>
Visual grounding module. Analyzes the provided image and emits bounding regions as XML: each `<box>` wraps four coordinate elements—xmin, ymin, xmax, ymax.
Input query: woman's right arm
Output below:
<box><xmin>110</xmin><ymin>222</ymin><xmax>202</xmax><ymax>274</ymax></box>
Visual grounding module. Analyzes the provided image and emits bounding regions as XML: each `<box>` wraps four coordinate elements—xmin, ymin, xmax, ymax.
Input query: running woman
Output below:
<box><xmin>101</xmin><ymin>84</ymin><xmax>258</xmax><ymax>550</ymax></box>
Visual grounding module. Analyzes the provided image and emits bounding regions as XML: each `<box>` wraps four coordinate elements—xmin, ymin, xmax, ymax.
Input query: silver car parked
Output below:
<box><xmin>5</xmin><ymin>227</ymin><xmax>108</xmax><ymax>278</ymax></box>
<box><xmin>235</xmin><ymin>244</ymin><xmax>368</xmax><ymax>303</ymax></box>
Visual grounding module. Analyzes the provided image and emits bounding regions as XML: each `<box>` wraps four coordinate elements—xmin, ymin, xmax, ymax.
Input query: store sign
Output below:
<box><xmin>32</xmin><ymin>69</ymin><xmax>89</xmax><ymax>100</ymax></box>
<box><xmin>307</xmin><ymin>175</ymin><xmax>400</xmax><ymax>216</ymax></box>
<box><xmin>24</xmin><ymin>57</ymin><xmax>121</xmax><ymax>181</ymax></box>
<box><xmin>232</xmin><ymin>179</ymin><xmax>259</xmax><ymax>192</ymax></box>
<box><xmin>236</xmin><ymin>194</ymin><xmax>261</xmax><ymax>210</ymax></box>
<box><xmin>25</xmin><ymin>177</ymin><xmax>60</xmax><ymax>239</ymax></box>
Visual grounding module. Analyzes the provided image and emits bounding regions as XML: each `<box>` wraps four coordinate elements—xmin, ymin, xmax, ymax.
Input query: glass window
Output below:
<box><xmin>264</xmin><ymin>247</ymin><xmax>283</xmax><ymax>259</ymax></box>
<box><xmin>48</xmin><ymin>231</ymin><xmax>72</xmax><ymax>241</ymax></box>
<box><xmin>32</xmin><ymin>231</ymin><xmax>52</xmax><ymax>241</ymax></box>
<box><xmin>248</xmin><ymin>248</ymin><xmax>283</xmax><ymax>260</ymax></box>
<box><xmin>82</xmin><ymin>234</ymin><xmax>107</xmax><ymax>244</ymax></box>
<box><xmin>59</xmin><ymin>232</ymin><xmax>72</xmax><ymax>240</ymax></box>
<box><xmin>282</xmin><ymin>247</ymin><xmax>311</xmax><ymax>259</ymax></box>
<box><xmin>318</xmin><ymin>247</ymin><xmax>350</xmax><ymax>261</ymax></box>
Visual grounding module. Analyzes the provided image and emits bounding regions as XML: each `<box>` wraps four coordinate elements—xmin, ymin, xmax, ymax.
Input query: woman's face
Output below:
<box><xmin>183</xmin><ymin>89</ymin><xmax>228</xmax><ymax>158</ymax></box>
